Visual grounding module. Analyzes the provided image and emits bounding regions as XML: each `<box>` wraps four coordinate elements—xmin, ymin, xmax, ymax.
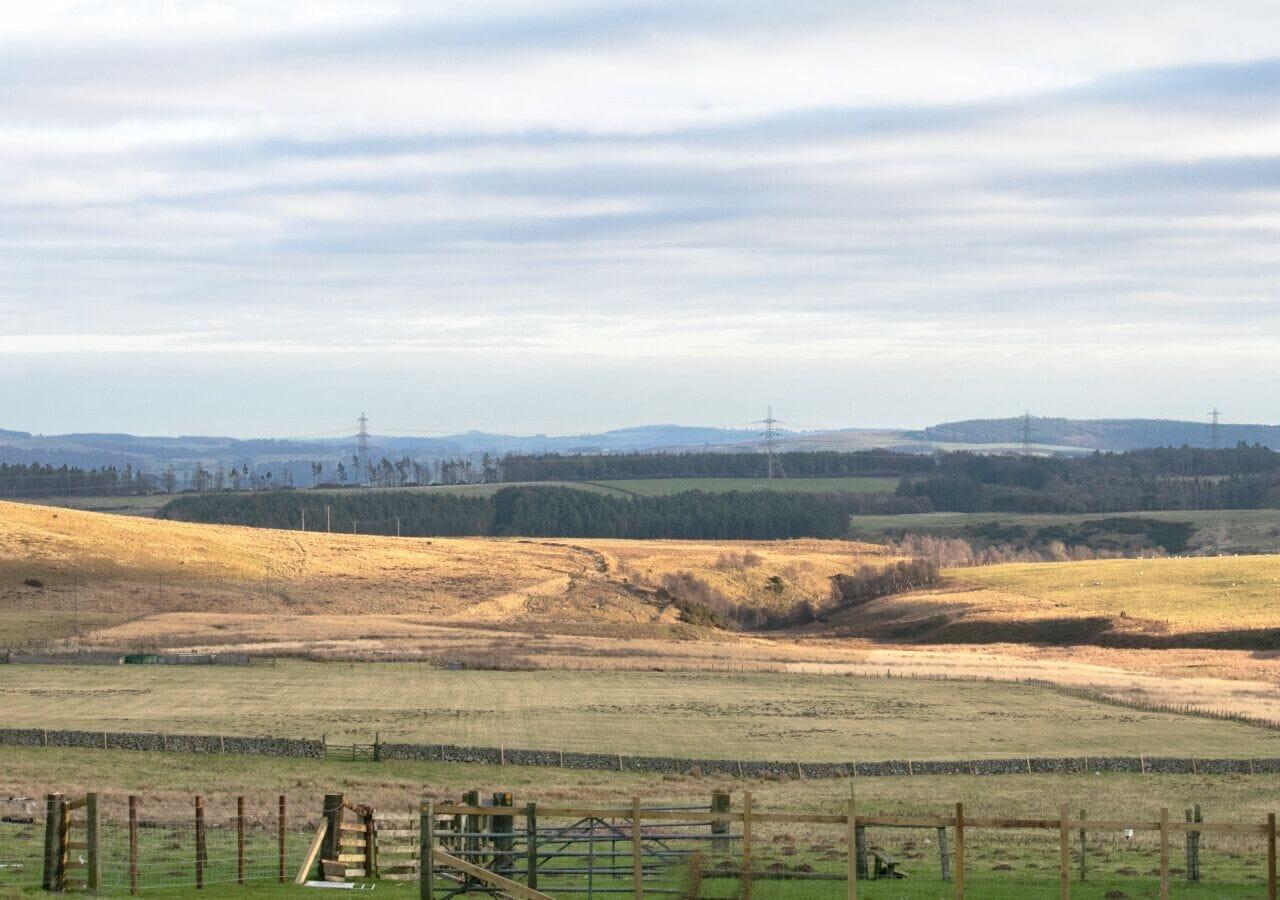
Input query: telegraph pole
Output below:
<box><xmin>300</xmin><ymin>508</ymin><xmax>306</xmax><ymax>532</ymax></box>
<box><xmin>325</xmin><ymin>505</ymin><xmax>331</xmax><ymax>533</ymax></box>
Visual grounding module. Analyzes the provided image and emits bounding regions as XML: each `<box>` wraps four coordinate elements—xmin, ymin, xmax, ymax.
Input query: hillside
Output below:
<box><xmin>817</xmin><ymin>555</ymin><xmax>1280</xmax><ymax>649</ymax></box>
<box><xmin>0</xmin><ymin>500</ymin><xmax>887</xmax><ymax>640</ymax></box>
<box><xmin>918</xmin><ymin>417</ymin><xmax>1280</xmax><ymax>451</ymax></box>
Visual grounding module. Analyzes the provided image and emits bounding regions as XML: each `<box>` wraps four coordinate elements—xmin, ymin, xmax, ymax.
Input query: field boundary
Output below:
<box><xmin>3</xmin><ymin>727</ymin><xmax>1279</xmax><ymax>778</ymax></box>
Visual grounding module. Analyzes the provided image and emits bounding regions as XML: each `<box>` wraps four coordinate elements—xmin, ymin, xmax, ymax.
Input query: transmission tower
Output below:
<box><xmin>1208</xmin><ymin>408</ymin><xmax>1222</xmax><ymax>450</ymax></box>
<box><xmin>754</xmin><ymin>405</ymin><xmax>786</xmax><ymax>479</ymax></box>
<box><xmin>356</xmin><ymin>412</ymin><xmax>371</xmax><ymax>483</ymax></box>
<box><xmin>1021</xmin><ymin>410</ymin><xmax>1034</xmax><ymax>456</ymax></box>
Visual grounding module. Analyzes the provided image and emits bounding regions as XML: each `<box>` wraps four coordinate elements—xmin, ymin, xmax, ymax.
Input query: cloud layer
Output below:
<box><xmin>3</xmin><ymin>1</ymin><xmax>1279</xmax><ymax>434</ymax></box>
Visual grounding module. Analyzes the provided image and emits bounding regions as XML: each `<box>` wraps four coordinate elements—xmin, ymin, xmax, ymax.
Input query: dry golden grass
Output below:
<box><xmin>813</xmin><ymin>555</ymin><xmax>1280</xmax><ymax>645</ymax></box>
<box><xmin>0</xmin><ymin>500</ymin><xmax>886</xmax><ymax>634</ymax></box>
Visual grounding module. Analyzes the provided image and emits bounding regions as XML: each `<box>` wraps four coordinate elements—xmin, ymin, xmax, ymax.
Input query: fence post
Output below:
<box><xmin>86</xmin><ymin>792</ymin><xmax>100</xmax><ymax>893</ymax></box>
<box><xmin>1058</xmin><ymin>803</ymin><xmax>1069</xmax><ymax>900</ymax></box>
<box><xmin>124</xmin><ymin>795</ymin><xmax>138</xmax><ymax>895</ymax></box>
<box><xmin>741</xmin><ymin>792</ymin><xmax>753</xmax><ymax>900</ymax></box>
<box><xmin>321</xmin><ymin>793</ymin><xmax>344</xmax><ymax>877</ymax></box>
<box><xmin>526</xmin><ymin>802</ymin><xmax>539</xmax><ymax>891</ymax></box>
<box><xmin>1159</xmin><ymin>807</ymin><xmax>1170</xmax><ymax>900</ymax></box>
<box><xmin>632</xmin><ymin>796</ymin><xmax>643</xmax><ymax>900</ymax></box>
<box><xmin>937</xmin><ymin>826</ymin><xmax>950</xmax><ymax>881</ymax></box>
<box><xmin>365</xmin><ymin>804</ymin><xmax>378</xmax><ymax>880</ymax></box>
<box><xmin>1078</xmin><ymin>809</ymin><xmax>1086</xmax><ymax>882</ymax></box>
<box><xmin>846</xmin><ymin>798</ymin><xmax>857</xmax><ymax>900</ymax></box>
<box><xmin>236</xmin><ymin>796</ymin><xmax>246</xmax><ymax>884</ymax></box>
<box><xmin>43</xmin><ymin>793</ymin><xmax>63</xmax><ymax>892</ymax></box>
<box><xmin>195</xmin><ymin>795</ymin><xmax>206</xmax><ymax>890</ymax></box>
<box><xmin>953</xmin><ymin>802</ymin><xmax>965</xmax><ymax>900</ymax></box>
<box><xmin>710</xmin><ymin>791</ymin><xmax>730</xmax><ymax>852</ymax></box>
<box><xmin>420</xmin><ymin>800</ymin><xmax>434</xmax><ymax>900</ymax></box>
<box><xmin>279</xmin><ymin>795</ymin><xmax>287</xmax><ymax>883</ymax></box>
<box><xmin>492</xmin><ymin>792</ymin><xmax>513</xmax><ymax>876</ymax></box>
<box><xmin>1267</xmin><ymin>812</ymin><xmax>1276</xmax><ymax>900</ymax></box>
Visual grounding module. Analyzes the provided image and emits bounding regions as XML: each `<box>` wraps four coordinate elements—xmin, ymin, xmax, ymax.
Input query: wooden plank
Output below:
<box><xmin>86</xmin><ymin>792</ymin><xmax>99</xmax><ymax>893</ymax></box>
<box><xmin>1058</xmin><ymin>804</ymin><xmax>1070</xmax><ymax>900</ymax></box>
<box><xmin>129</xmin><ymin>795</ymin><xmax>138</xmax><ymax>897</ymax></box>
<box><xmin>1267</xmin><ymin>812</ymin><xmax>1276</xmax><ymax>900</ymax></box>
<box><xmin>1159</xmin><ymin>807</ymin><xmax>1170</xmax><ymax>900</ymax></box>
<box><xmin>345</xmin><ymin>867</ymin><xmax>367</xmax><ymax>878</ymax></box>
<box><xmin>954</xmin><ymin>802</ymin><xmax>965</xmax><ymax>900</ymax></box>
<box><xmin>632</xmin><ymin>796</ymin><xmax>643</xmax><ymax>900</ymax></box>
<box><xmin>279</xmin><ymin>795</ymin><xmax>288</xmax><ymax>884</ymax></box>
<box><xmin>742</xmin><ymin>792</ymin><xmax>753</xmax><ymax>900</ymax></box>
<box><xmin>846</xmin><ymin>798</ymin><xmax>857</xmax><ymax>900</ymax></box>
<box><xmin>340</xmin><ymin>824</ymin><xmax>368</xmax><ymax>834</ymax></box>
<box><xmin>421</xmin><ymin>800</ymin><xmax>434</xmax><ymax>900</ymax></box>
<box><xmin>65</xmin><ymin>797</ymin><xmax>88</xmax><ymax>812</ymax></box>
<box><xmin>338</xmin><ymin>853</ymin><xmax>367</xmax><ymax>863</ymax></box>
<box><xmin>379</xmin><ymin>845</ymin><xmax>420</xmax><ymax>855</ymax></box>
<box><xmin>294</xmin><ymin>820</ymin><xmax>330</xmax><ymax>885</ymax></box>
<box><xmin>431</xmin><ymin>848</ymin><xmax>554</xmax><ymax>900</ymax></box>
<box><xmin>379</xmin><ymin>828</ymin><xmax>419</xmax><ymax>838</ymax></box>
<box><xmin>237</xmin><ymin>796</ymin><xmax>245</xmax><ymax>886</ymax></box>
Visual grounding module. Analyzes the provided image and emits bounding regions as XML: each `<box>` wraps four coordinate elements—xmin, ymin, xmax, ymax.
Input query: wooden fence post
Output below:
<box><xmin>953</xmin><ymin>802</ymin><xmax>965</xmax><ymax>900</ymax></box>
<box><xmin>321</xmin><ymin>793</ymin><xmax>344</xmax><ymax>877</ymax></box>
<box><xmin>1159</xmin><ymin>807</ymin><xmax>1170</xmax><ymax>900</ymax></box>
<box><xmin>236</xmin><ymin>796</ymin><xmax>246</xmax><ymax>885</ymax></box>
<box><xmin>1058</xmin><ymin>803</ymin><xmax>1070</xmax><ymax>900</ymax></box>
<box><xmin>938</xmin><ymin>826</ymin><xmax>950</xmax><ymax>881</ymax></box>
<box><xmin>279</xmin><ymin>795</ymin><xmax>287</xmax><ymax>883</ymax></box>
<box><xmin>526</xmin><ymin>802</ymin><xmax>539</xmax><ymax>891</ymax></box>
<box><xmin>86</xmin><ymin>792</ymin><xmax>100</xmax><ymax>893</ymax></box>
<box><xmin>741</xmin><ymin>792</ymin><xmax>753</xmax><ymax>900</ymax></box>
<box><xmin>129</xmin><ymin>795</ymin><xmax>139</xmax><ymax>895</ymax></box>
<box><xmin>632</xmin><ymin>796</ymin><xmax>643</xmax><ymax>900</ymax></box>
<box><xmin>846</xmin><ymin>798</ymin><xmax>857</xmax><ymax>900</ymax></box>
<box><xmin>711</xmin><ymin>791</ymin><xmax>730</xmax><ymax>852</ymax></box>
<box><xmin>195</xmin><ymin>795</ymin><xmax>206</xmax><ymax>890</ymax></box>
<box><xmin>365</xmin><ymin>804</ymin><xmax>378</xmax><ymax>880</ymax></box>
<box><xmin>1267</xmin><ymin>812</ymin><xmax>1276</xmax><ymax>900</ymax></box>
<box><xmin>420</xmin><ymin>800</ymin><xmax>434</xmax><ymax>900</ymax></box>
<box><xmin>42</xmin><ymin>793</ymin><xmax>63</xmax><ymax>892</ymax></box>
<box><xmin>1077</xmin><ymin>809</ymin><xmax>1087</xmax><ymax>882</ymax></box>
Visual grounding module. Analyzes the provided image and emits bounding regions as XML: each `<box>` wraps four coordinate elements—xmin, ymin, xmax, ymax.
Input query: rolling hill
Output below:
<box><xmin>0</xmin><ymin>500</ymin><xmax>887</xmax><ymax>642</ymax></box>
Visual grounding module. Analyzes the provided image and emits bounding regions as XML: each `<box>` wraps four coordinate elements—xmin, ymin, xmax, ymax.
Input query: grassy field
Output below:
<box><xmin>1</xmin><ymin>746</ymin><xmax>1277</xmax><ymax>897</ymax></box>
<box><xmin>0</xmin><ymin>499</ymin><xmax>886</xmax><ymax>644</ymax></box>
<box><xmin>1</xmin><ymin>662</ymin><xmax>1277</xmax><ymax>761</ymax></box>
<box><xmin>849</xmin><ymin>508</ymin><xmax>1280</xmax><ymax>553</ymax></box>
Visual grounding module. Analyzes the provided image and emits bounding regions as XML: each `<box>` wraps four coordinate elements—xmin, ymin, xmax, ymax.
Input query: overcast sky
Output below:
<box><xmin>3</xmin><ymin>1</ymin><xmax>1279</xmax><ymax>436</ymax></box>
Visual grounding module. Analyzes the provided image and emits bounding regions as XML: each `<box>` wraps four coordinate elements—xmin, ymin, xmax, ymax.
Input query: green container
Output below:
<box><xmin>124</xmin><ymin>653</ymin><xmax>163</xmax><ymax>665</ymax></box>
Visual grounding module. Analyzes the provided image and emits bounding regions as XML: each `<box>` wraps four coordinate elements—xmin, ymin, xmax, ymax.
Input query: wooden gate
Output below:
<box><xmin>42</xmin><ymin>792</ymin><xmax>99</xmax><ymax>892</ymax></box>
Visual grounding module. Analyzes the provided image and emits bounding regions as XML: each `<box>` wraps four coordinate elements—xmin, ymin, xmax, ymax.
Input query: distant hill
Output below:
<box><xmin>915</xmin><ymin>418</ymin><xmax>1280</xmax><ymax>451</ymax></box>
<box><xmin>2</xmin><ymin>416</ymin><xmax>1274</xmax><ymax>478</ymax></box>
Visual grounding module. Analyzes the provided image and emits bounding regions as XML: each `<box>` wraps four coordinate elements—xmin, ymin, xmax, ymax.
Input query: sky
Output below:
<box><xmin>3</xmin><ymin>1</ymin><xmax>1279</xmax><ymax>437</ymax></box>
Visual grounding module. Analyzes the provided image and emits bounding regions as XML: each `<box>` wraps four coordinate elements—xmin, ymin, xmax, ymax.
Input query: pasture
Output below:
<box><xmin>1</xmin><ymin>745</ymin><xmax>1278</xmax><ymax>898</ymax></box>
<box><xmin>1</xmin><ymin>662</ymin><xmax>1277</xmax><ymax>761</ymax></box>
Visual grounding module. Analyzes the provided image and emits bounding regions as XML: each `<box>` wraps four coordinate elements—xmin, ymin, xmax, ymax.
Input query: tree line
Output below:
<box><xmin>159</xmin><ymin>486</ymin><xmax>879</xmax><ymax>540</ymax></box>
<box><xmin>494</xmin><ymin>449</ymin><xmax>933</xmax><ymax>481</ymax></box>
<box><xmin>0</xmin><ymin>462</ymin><xmax>155</xmax><ymax>498</ymax></box>
<box><xmin>895</xmin><ymin>445</ymin><xmax>1280</xmax><ymax>513</ymax></box>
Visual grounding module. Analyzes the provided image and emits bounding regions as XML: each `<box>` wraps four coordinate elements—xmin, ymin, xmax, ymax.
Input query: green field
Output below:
<box><xmin>0</xmin><ymin>745</ymin><xmax>1276</xmax><ymax>898</ymax></box>
<box><xmin>2</xmin><ymin>662</ymin><xmax>1277</xmax><ymax>761</ymax></box>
